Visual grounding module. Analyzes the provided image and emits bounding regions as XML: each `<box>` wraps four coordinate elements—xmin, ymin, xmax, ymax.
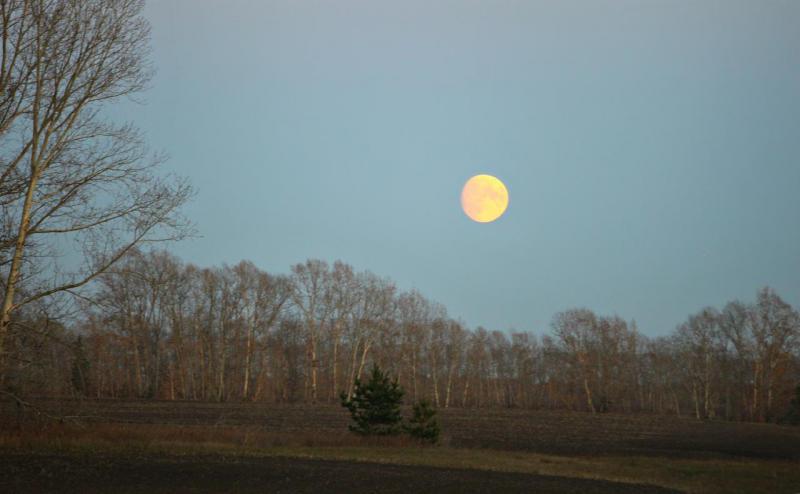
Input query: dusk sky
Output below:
<box><xmin>118</xmin><ymin>0</ymin><xmax>800</xmax><ymax>336</ymax></box>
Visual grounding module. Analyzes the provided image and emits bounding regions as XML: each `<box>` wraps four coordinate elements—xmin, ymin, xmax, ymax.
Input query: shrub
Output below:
<box><xmin>340</xmin><ymin>365</ymin><xmax>404</xmax><ymax>436</ymax></box>
<box><xmin>405</xmin><ymin>399</ymin><xmax>440</xmax><ymax>444</ymax></box>
<box><xmin>782</xmin><ymin>384</ymin><xmax>800</xmax><ymax>425</ymax></box>
<box><xmin>70</xmin><ymin>336</ymin><xmax>90</xmax><ymax>397</ymax></box>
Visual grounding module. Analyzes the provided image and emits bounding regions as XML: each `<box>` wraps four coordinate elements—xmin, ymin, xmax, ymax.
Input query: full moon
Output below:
<box><xmin>461</xmin><ymin>174</ymin><xmax>509</xmax><ymax>223</ymax></box>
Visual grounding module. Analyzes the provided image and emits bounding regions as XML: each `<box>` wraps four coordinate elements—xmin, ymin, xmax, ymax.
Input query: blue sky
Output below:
<box><xmin>119</xmin><ymin>0</ymin><xmax>800</xmax><ymax>336</ymax></box>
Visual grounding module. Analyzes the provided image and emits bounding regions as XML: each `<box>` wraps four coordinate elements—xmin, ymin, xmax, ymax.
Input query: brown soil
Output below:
<box><xmin>0</xmin><ymin>453</ymin><xmax>682</xmax><ymax>494</ymax></box>
<box><xmin>4</xmin><ymin>400</ymin><xmax>798</xmax><ymax>460</ymax></box>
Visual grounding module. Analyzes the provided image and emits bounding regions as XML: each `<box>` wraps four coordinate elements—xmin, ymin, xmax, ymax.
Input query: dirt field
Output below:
<box><xmin>2</xmin><ymin>399</ymin><xmax>800</xmax><ymax>493</ymax></box>
<box><xmin>5</xmin><ymin>399</ymin><xmax>799</xmax><ymax>459</ymax></box>
<box><xmin>0</xmin><ymin>453</ymin><xmax>681</xmax><ymax>494</ymax></box>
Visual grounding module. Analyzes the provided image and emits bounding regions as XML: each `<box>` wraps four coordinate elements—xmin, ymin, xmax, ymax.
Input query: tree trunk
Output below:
<box><xmin>431</xmin><ymin>355</ymin><xmax>440</xmax><ymax>407</ymax></box>
<box><xmin>346</xmin><ymin>340</ymin><xmax>360</xmax><ymax>399</ymax></box>
<box><xmin>356</xmin><ymin>339</ymin><xmax>372</xmax><ymax>383</ymax></box>
<box><xmin>444</xmin><ymin>363</ymin><xmax>455</xmax><ymax>408</ymax></box>
<box><xmin>217</xmin><ymin>320</ymin><xmax>226</xmax><ymax>402</ymax></box>
<box><xmin>0</xmin><ymin>167</ymin><xmax>41</xmax><ymax>379</ymax></box>
<box><xmin>309</xmin><ymin>334</ymin><xmax>318</xmax><ymax>403</ymax></box>
<box><xmin>693</xmin><ymin>381</ymin><xmax>701</xmax><ymax>419</ymax></box>
<box><xmin>753</xmin><ymin>360</ymin><xmax>760</xmax><ymax>421</ymax></box>
<box><xmin>331</xmin><ymin>331</ymin><xmax>339</xmax><ymax>402</ymax></box>
<box><xmin>583</xmin><ymin>375</ymin><xmax>596</xmax><ymax>414</ymax></box>
<box><xmin>411</xmin><ymin>352</ymin><xmax>418</xmax><ymax>402</ymax></box>
<box><xmin>242</xmin><ymin>321</ymin><xmax>254</xmax><ymax>400</ymax></box>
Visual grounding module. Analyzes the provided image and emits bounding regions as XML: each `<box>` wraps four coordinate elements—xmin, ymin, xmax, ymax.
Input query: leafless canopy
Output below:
<box><xmin>0</xmin><ymin>0</ymin><xmax>193</xmax><ymax>373</ymax></box>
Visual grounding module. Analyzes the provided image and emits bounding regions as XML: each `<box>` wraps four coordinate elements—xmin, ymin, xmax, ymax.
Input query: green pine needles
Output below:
<box><xmin>782</xmin><ymin>384</ymin><xmax>800</xmax><ymax>425</ymax></box>
<box><xmin>340</xmin><ymin>365</ymin><xmax>405</xmax><ymax>436</ymax></box>
<box><xmin>340</xmin><ymin>365</ymin><xmax>440</xmax><ymax>443</ymax></box>
<box><xmin>405</xmin><ymin>399</ymin><xmax>440</xmax><ymax>443</ymax></box>
<box><xmin>70</xmin><ymin>336</ymin><xmax>91</xmax><ymax>397</ymax></box>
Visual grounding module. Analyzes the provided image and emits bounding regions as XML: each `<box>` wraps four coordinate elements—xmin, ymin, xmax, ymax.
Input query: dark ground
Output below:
<box><xmin>5</xmin><ymin>399</ymin><xmax>798</xmax><ymax>459</ymax></box>
<box><xmin>0</xmin><ymin>453</ymin><xmax>681</xmax><ymax>494</ymax></box>
<box><xmin>3</xmin><ymin>400</ymin><xmax>799</xmax><ymax>493</ymax></box>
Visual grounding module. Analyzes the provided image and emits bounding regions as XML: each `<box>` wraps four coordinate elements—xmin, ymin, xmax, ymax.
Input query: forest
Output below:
<box><xmin>0</xmin><ymin>0</ymin><xmax>796</xmax><ymax>429</ymax></box>
<box><xmin>2</xmin><ymin>2</ymin><xmax>800</xmax><ymax>492</ymax></box>
<box><xmin>0</xmin><ymin>0</ymin><xmax>800</xmax><ymax>428</ymax></box>
<box><xmin>6</xmin><ymin>248</ymin><xmax>798</xmax><ymax>424</ymax></box>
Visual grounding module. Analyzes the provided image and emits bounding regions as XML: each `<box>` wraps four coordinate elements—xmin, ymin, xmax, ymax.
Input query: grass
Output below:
<box><xmin>267</xmin><ymin>447</ymin><xmax>799</xmax><ymax>494</ymax></box>
<box><xmin>2</xmin><ymin>422</ymin><xmax>799</xmax><ymax>494</ymax></box>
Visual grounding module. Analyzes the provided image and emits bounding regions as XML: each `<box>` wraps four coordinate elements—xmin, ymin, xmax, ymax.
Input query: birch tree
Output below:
<box><xmin>675</xmin><ymin>308</ymin><xmax>722</xmax><ymax>419</ymax></box>
<box><xmin>0</xmin><ymin>0</ymin><xmax>192</xmax><ymax>379</ymax></box>
<box><xmin>290</xmin><ymin>259</ymin><xmax>331</xmax><ymax>402</ymax></box>
<box><xmin>552</xmin><ymin>309</ymin><xmax>599</xmax><ymax>413</ymax></box>
<box><xmin>344</xmin><ymin>271</ymin><xmax>396</xmax><ymax>399</ymax></box>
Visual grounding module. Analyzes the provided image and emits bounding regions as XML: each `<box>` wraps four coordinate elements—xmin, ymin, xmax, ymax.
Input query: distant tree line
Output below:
<box><xmin>4</xmin><ymin>249</ymin><xmax>799</xmax><ymax>424</ymax></box>
<box><xmin>2</xmin><ymin>1</ymin><xmax>796</xmax><ymax>426</ymax></box>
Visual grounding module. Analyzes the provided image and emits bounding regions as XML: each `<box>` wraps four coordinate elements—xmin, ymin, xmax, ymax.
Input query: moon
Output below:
<box><xmin>461</xmin><ymin>174</ymin><xmax>509</xmax><ymax>223</ymax></box>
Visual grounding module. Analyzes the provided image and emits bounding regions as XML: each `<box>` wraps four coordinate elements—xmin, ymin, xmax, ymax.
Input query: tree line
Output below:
<box><xmin>5</xmin><ymin>248</ymin><xmax>799</xmax><ymax>424</ymax></box>
<box><xmin>1</xmin><ymin>1</ymin><xmax>798</xmax><ymax>425</ymax></box>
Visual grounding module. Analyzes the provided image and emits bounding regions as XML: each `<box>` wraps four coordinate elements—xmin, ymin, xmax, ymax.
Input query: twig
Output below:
<box><xmin>1</xmin><ymin>390</ymin><xmax>90</xmax><ymax>428</ymax></box>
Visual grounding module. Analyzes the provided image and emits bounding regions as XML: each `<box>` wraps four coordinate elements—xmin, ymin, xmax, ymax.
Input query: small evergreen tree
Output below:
<box><xmin>404</xmin><ymin>399</ymin><xmax>440</xmax><ymax>444</ymax></box>
<box><xmin>782</xmin><ymin>384</ymin><xmax>800</xmax><ymax>425</ymax></box>
<box><xmin>340</xmin><ymin>365</ymin><xmax>404</xmax><ymax>436</ymax></box>
<box><xmin>70</xmin><ymin>336</ymin><xmax>90</xmax><ymax>396</ymax></box>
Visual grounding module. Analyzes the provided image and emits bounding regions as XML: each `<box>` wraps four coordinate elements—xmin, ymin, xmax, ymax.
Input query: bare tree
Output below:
<box><xmin>552</xmin><ymin>309</ymin><xmax>599</xmax><ymax>413</ymax></box>
<box><xmin>325</xmin><ymin>261</ymin><xmax>358</xmax><ymax>401</ymax></box>
<box><xmin>290</xmin><ymin>259</ymin><xmax>331</xmax><ymax>402</ymax></box>
<box><xmin>232</xmin><ymin>261</ymin><xmax>289</xmax><ymax>401</ymax></box>
<box><xmin>344</xmin><ymin>271</ymin><xmax>396</xmax><ymax>399</ymax></box>
<box><xmin>442</xmin><ymin>320</ymin><xmax>466</xmax><ymax>408</ymax></box>
<box><xmin>12</xmin><ymin>240</ymin><xmax>798</xmax><ymax>424</ymax></box>
<box><xmin>674</xmin><ymin>308</ymin><xmax>722</xmax><ymax>419</ymax></box>
<box><xmin>0</xmin><ymin>0</ymin><xmax>192</xmax><ymax>379</ymax></box>
<box><xmin>747</xmin><ymin>288</ymin><xmax>799</xmax><ymax>421</ymax></box>
<box><xmin>396</xmin><ymin>290</ymin><xmax>434</xmax><ymax>402</ymax></box>
<box><xmin>716</xmin><ymin>290</ymin><xmax>800</xmax><ymax>421</ymax></box>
